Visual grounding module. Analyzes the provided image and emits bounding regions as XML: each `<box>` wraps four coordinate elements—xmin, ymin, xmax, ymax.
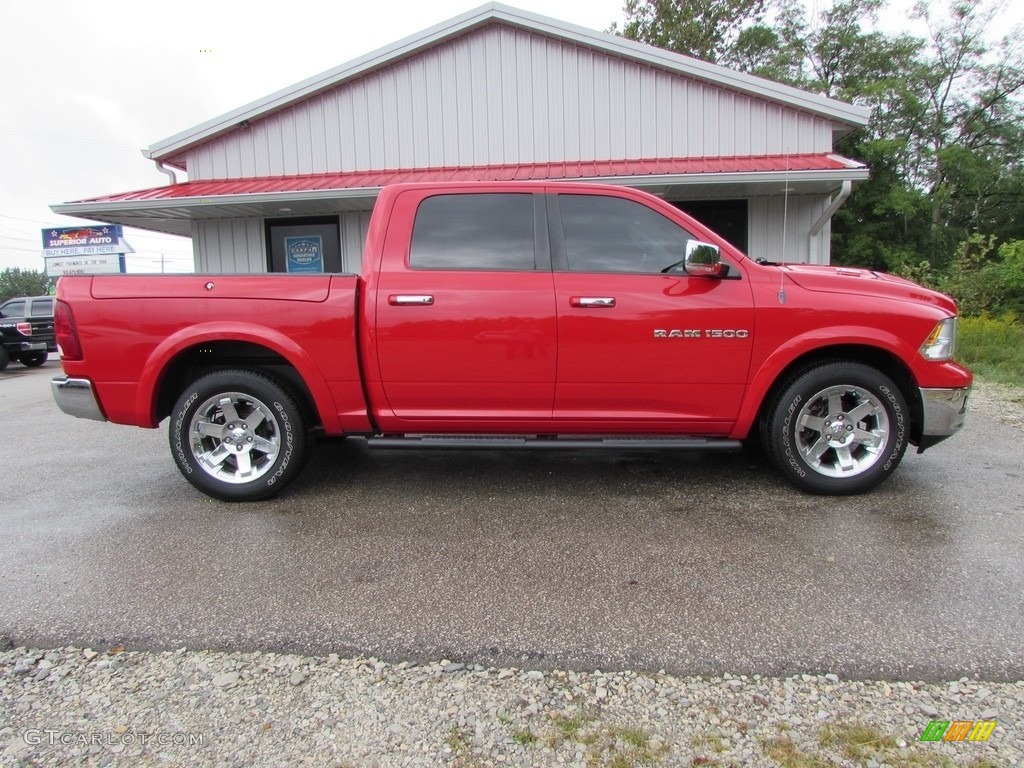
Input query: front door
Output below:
<box><xmin>550</xmin><ymin>192</ymin><xmax>755</xmax><ymax>433</ymax></box>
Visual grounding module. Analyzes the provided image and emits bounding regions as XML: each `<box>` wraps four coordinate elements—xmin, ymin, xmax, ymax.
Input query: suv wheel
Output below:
<box><xmin>19</xmin><ymin>351</ymin><xmax>48</xmax><ymax>367</ymax></box>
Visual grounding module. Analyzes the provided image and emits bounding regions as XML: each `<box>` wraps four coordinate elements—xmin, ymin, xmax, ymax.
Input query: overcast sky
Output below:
<box><xmin>2</xmin><ymin>0</ymin><xmax>1020</xmax><ymax>275</ymax></box>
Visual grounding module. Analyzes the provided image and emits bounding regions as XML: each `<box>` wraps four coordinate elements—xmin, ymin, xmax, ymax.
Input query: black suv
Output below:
<box><xmin>0</xmin><ymin>295</ymin><xmax>57</xmax><ymax>371</ymax></box>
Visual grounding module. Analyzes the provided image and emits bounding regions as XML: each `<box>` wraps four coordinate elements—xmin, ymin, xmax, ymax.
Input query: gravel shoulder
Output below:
<box><xmin>964</xmin><ymin>379</ymin><xmax>1024</xmax><ymax>430</ymax></box>
<box><xmin>3</xmin><ymin>646</ymin><xmax>1022</xmax><ymax>768</ymax></box>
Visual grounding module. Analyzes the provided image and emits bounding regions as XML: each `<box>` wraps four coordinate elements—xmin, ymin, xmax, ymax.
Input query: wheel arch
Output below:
<box><xmin>738</xmin><ymin>343</ymin><xmax>923</xmax><ymax>445</ymax></box>
<box><xmin>141</xmin><ymin>325</ymin><xmax>337</xmax><ymax>432</ymax></box>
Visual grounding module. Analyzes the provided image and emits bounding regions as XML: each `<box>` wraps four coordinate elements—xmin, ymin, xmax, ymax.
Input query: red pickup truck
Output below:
<box><xmin>51</xmin><ymin>182</ymin><xmax>971</xmax><ymax>501</ymax></box>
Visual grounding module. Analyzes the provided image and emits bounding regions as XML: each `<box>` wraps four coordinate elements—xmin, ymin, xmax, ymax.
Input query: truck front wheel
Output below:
<box><xmin>762</xmin><ymin>362</ymin><xmax>908</xmax><ymax>495</ymax></box>
<box><xmin>169</xmin><ymin>369</ymin><xmax>308</xmax><ymax>501</ymax></box>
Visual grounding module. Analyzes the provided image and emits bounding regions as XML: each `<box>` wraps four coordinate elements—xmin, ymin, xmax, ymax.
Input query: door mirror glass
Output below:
<box><xmin>685</xmin><ymin>241</ymin><xmax>724</xmax><ymax>277</ymax></box>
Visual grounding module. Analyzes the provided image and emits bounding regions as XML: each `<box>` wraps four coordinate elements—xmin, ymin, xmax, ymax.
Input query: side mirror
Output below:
<box><xmin>684</xmin><ymin>240</ymin><xmax>724</xmax><ymax>277</ymax></box>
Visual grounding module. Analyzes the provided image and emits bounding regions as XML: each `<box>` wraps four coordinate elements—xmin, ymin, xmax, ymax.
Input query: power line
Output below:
<box><xmin>0</xmin><ymin>124</ymin><xmax>142</xmax><ymax>152</ymax></box>
<box><xmin>0</xmin><ymin>245</ymin><xmax>46</xmax><ymax>254</ymax></box>
<box><xmin>0</xmin><ymin>213</ymin><xmax>54</xmax><ymax>225</ymax></box>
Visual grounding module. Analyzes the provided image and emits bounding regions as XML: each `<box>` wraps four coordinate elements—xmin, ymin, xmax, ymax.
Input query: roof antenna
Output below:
<box><xmin>778</xmin><ymin>152</ymin><xmax>790</xmax><ymax>305</ymax></box>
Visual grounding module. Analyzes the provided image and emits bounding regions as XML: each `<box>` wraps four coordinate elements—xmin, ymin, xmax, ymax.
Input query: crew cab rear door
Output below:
<box><xmin>549</xmin><ymin>191</ymin><xmax>755</xmax><ymax>432</ymax></box>
<box><xmin>371</xmin><ymin>189</ymin><xmax>557</xmax><ymax>426</ymax></box>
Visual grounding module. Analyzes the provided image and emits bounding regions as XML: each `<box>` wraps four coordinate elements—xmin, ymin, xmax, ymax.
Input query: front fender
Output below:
<box><xmin>730</xmin><ymin>326</ymin><xmax>920</xmax><ymax>440</ymax></box>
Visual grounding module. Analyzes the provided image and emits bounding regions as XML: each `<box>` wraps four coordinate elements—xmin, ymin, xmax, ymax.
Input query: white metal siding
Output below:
<box><xmin>192</xmin><ymin>213</ymin><xmax>373</xmax><ymax>273</ymax></box>
<box><xmin>186</xmin><ymin>26</ymin><xmax>836</xmax><ymax>180</ymax></box>
<box><xmin>748</xmin><ymin>196</ymin><xmax>831</xmax><ymax>265</ymax></box>
<box><xmin>341</xmin><ymin>211</ymin><xmax>373</xmax><ymax>273</ymax></box>
<box><xmin>192</xmin><ymin>219</ymin><xmax>266</xmax><ymax>272</ymax></box>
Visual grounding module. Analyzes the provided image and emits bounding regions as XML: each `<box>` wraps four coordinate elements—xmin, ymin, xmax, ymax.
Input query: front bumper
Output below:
<box><xmin>51</xmin><ymin>376</ymin><xmax>107</xmax><ymax>422</ymax></box>
<box><xmin>917</xmin><ymin>386</ymin><xmax>970</xmax><ymax>452</ymax></box>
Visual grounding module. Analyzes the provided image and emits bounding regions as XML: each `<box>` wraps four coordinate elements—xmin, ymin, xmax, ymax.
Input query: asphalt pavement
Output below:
<box><xmin>1</xmin><ymin>360</ymin><xmax>1022</xmax><ymax>681</ymax></box>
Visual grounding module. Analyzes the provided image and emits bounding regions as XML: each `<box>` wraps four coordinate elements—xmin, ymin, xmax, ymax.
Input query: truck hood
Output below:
<box><xmin>781</xmin><ymin>264</ymin><xmax>958</xmax><ymax>314</ymax></box>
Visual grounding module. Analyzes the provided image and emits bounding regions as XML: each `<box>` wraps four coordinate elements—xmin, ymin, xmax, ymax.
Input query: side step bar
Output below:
<box><xmin>366</xmin><ymin>435</ymin><xmax>743</xmax><ymax>451</ymax></box>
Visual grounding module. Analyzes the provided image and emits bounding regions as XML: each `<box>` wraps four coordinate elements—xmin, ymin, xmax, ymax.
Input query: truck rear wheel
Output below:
<box><xmin>169</xmin><ymin>369</ymin><xmax>308</xmax><ymax>501</ymax></box>
<box><xmin>761</xmin><ymin>362</ymin><xmax>908</xmax><ymax>495</ymax></box>
<box><xmin>0</xmin><ymin>347</ymin><xmax>8</xmax><ymax>372</ymax></box>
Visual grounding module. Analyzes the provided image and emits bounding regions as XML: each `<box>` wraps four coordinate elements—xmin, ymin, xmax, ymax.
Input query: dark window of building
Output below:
<box><xmin>266</xmin><ymin>216</ymin><xmax>342</xmax><ymax>273</ymax></box>
<box><xmin>557</xmin><ymin>194</ymin><xmax>697</xmax><ymax>273</ymax></box>
<box><xmin>410</xmin><ymin>194</ymin><xmax>536</xmax><ymax>270</ymax></box>
<box><xmin>673</xmin><ymin>200</ymin><xmax>748</xmax><ymax>253</ymax></box>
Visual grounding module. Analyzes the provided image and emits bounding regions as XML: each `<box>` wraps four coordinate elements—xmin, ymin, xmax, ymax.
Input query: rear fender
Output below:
<box><xmin>137</xmin><ymin>322</ymin><xmax>341</xmax><ymax>432</ymax></box>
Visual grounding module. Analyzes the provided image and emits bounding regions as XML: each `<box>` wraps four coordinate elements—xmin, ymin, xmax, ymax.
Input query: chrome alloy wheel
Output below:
<box><xmin>188</xmin><ymin>391</ymin><xmax>280</xmax><ymax>484</ymax></box>
<box><xmin>793</xmin><ymin>384</ymin><xmax>890</xmax><ymax>478</ymax></box>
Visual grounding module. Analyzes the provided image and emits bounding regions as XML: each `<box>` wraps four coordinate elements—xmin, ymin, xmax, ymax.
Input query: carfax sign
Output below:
<box><xmin>284</xmin><ymin>236</ymin><xmax>324</xmax><ymax>273</ymax></box>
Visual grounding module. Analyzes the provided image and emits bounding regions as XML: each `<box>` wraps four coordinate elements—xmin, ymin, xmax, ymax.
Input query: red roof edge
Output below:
<box><xmin>77</xmin><ymin>153</ymin><xmax>864</xmax><ymax>204</ymax></box>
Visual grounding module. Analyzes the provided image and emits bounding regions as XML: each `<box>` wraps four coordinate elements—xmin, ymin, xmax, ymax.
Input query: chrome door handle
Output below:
<box><xmin>389</xmin><ymin>295</ymin><xmax>434</xmax><ymax>306</ymax></box>
<box><xmin>571</xmin><ymin>297</ymin><xmax>616</xmax><ymax>308</ymax></box>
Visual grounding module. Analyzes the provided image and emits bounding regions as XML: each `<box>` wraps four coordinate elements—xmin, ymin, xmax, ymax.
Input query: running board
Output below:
<box><xmin>366</xmin><ymin>435</ymin><xmax>743</xmax><ymax>451</ymax></box>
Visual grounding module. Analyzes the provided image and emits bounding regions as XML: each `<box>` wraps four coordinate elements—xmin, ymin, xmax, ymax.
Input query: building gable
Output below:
<box><xmin>152</xmin><ymin>3</ymin><xmax>865</xmax><ymax>181</ymax></box>
<box><xmin>181</xmin><ymin>24</ymin><xmax>839</xmax><ymax>182</ymax></box>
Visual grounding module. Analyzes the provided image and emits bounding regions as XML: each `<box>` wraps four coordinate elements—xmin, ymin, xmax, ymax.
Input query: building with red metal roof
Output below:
<box><xmin>52</xmin><ymin>2</ymin><xmax>870</xmax><ymax>272</ymax></box>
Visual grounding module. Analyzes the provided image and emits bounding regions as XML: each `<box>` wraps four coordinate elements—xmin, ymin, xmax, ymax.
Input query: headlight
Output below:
<box><xmin>920</xmin><ymin>317</ymin><xmax>957</xmax><ymax>361</ymax></box>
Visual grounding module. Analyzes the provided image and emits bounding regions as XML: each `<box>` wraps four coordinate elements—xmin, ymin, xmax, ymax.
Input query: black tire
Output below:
<box><xmin>0</xmin><ymin>347</ymin><xmax>8</xmax><ymax>372</ymax></box>
<box><xmin>169</xmin><ymin>369</ymin><xmax>308</xmax><ymax>501</ymax></box>
<box><xmin>19</xmin><ymin>351</ymin><xmax>48</xmax><ymax>367</ymax></box>
<box><xmin>761</xmin><ymin>361</ymin><xmax>908</xmax><ymax>495</ymax></box>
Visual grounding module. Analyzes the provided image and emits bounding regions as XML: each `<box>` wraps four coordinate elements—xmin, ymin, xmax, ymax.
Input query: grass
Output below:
<box><xmin>446</xmin><ymin>726</ymin><xmax>484</xmax><ymax>768</ymax></box>
<box><xmin>586</xmin><ymin>724</ymin><xmax>667</xmax><ymax>767</ymax></box>
<box><xmin>511</xmin><ymin>727</ymin><xmax>538</xmax><ymax>746</ymax></box>
<box><xmin>548</xmin><ymin>711</ymin><xmax>599</xmax><ymax>745</ymax></box>
<box><xmin>507</xmin><ymin>710</ymin><xmax>669</xmax><ymax>767</ymax></box>
<box><xmin>760</xmin><ymin>735</ymin><xmax>834</xmax><ymax>768</ymax></box>
<box><xmin>479</xmin><ymin>710</ymin><xmax>1009</xmax><ymax>768</ymax></box>
<box><xmin>760</xmin><ymin>721</ymin><xmax>1008</xmax><ymax>768</ymax></box>
<box><xmin>691</xmin><ymin>732</ymin><xmax>727</xmax><ymax>753</ymax></box>
<box><xmin>819</xmin><ymin>722</ymin><xmax>897</xmax><ymax>761</ymax></box>
<box><xmin>956</xmin><ymin>314</ymin><xmax>1024</xmax><ymax>385</ymax></box>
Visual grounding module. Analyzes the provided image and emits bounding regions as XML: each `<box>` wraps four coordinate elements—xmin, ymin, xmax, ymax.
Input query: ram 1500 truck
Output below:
<box><xmin>50</xmin><ymin>182</ymin><xmax>971</xmax><ymax>501</ymax></box>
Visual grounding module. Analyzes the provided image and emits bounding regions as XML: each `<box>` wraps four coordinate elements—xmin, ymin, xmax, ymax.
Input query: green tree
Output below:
<box><xmin>0</xmin><ymin>268</ymin><xmax>50</xmax><ymax>304</ymax></box>
<box><xmin>614</xmin><ymin>0</ymin><xmax>1024</xmax><ymax>277</ymax></box>
<box><xmin>615</xmin><ymin>0</ymin><xmax>769</xmax><ymax>64</ymax></box>
<box><xmin>906</xmin><ymin>0</ymin><xmax>1024</xmax><ymax>258</ymax></box>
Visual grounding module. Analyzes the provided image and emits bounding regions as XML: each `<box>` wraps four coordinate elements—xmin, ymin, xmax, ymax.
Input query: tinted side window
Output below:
<box><xmin>559</xmin><ymin>194</ymin><xmax>697</xmax><ymax>273</ymax></box>
<box><xmin>410</xmin><ymin>194</ymin><xmax>536</xmax><ymax>270</ymax></box>
<box><xmin>29</xmin><ymin>299</ymin><xmax>53</xmax><ymax>317</ymax></box>
<box><xmin>2</xmin><ymin>300</ymin><xmax>25</xmax><ymax>317</ymax></box>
